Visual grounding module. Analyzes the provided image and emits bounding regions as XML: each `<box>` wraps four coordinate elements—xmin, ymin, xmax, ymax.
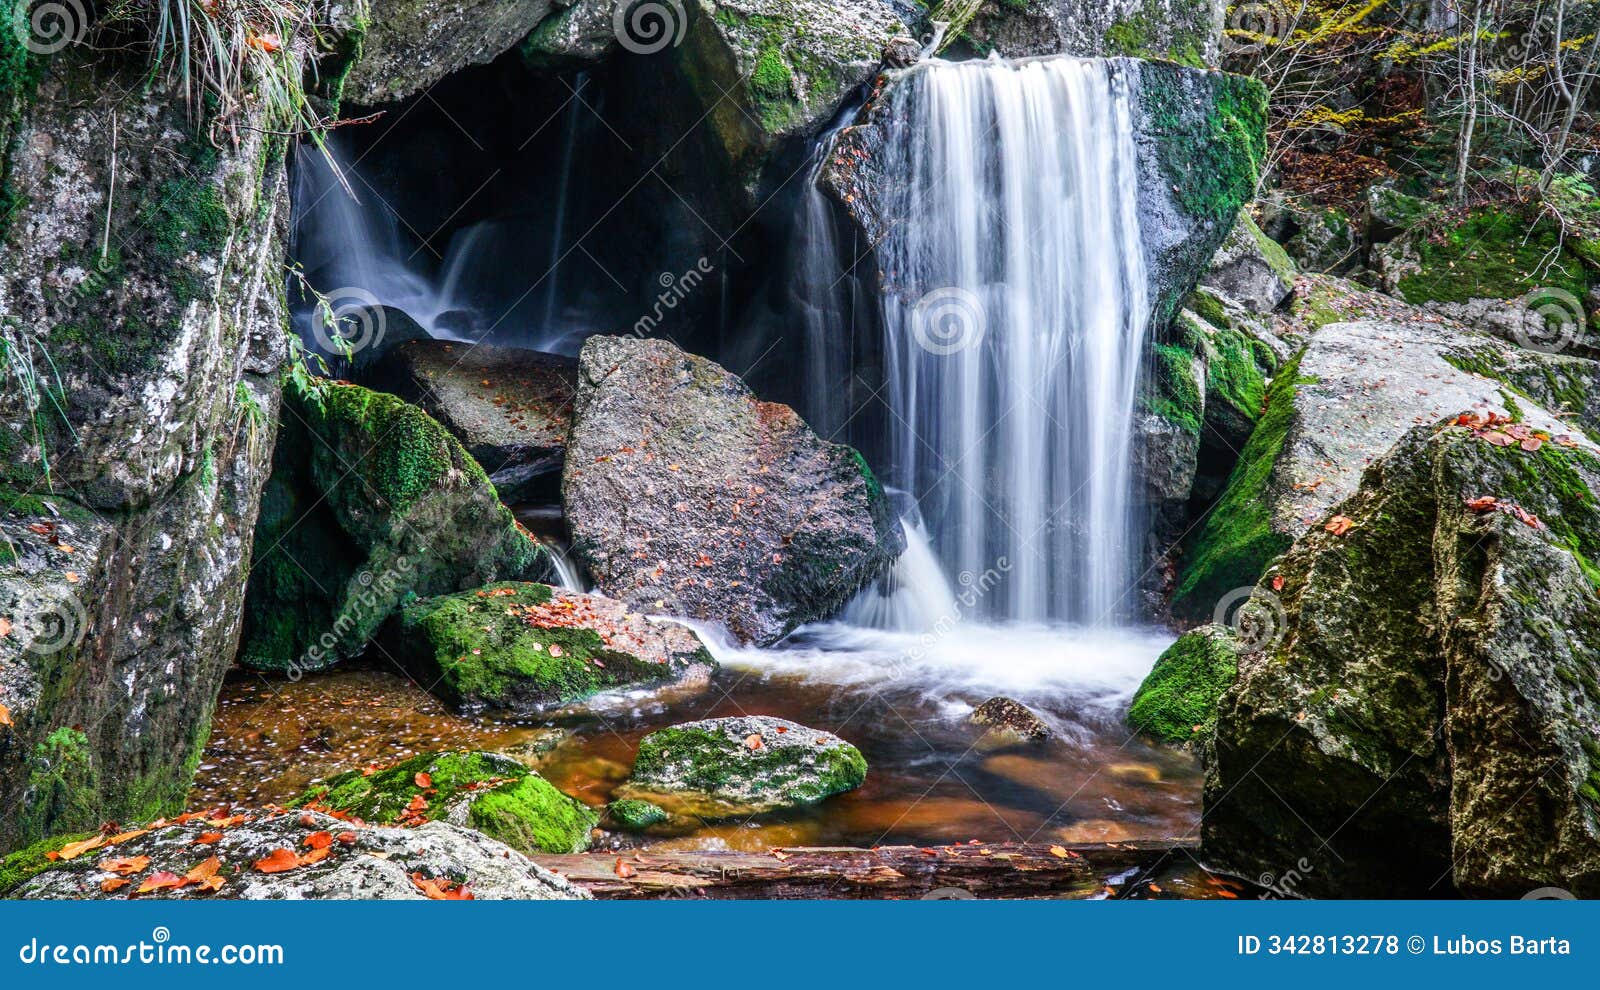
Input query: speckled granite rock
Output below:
<box><xmin>562</xmin><ymin>335</ymin><xmax>902</xmax><ymax>645</ymax></box>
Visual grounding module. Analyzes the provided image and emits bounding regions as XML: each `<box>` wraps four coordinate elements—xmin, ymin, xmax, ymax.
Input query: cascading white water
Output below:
<box><xmin>871</xmin><ymin>57</ymin><xmax>1150</xmax><ymax>626</ymax></box>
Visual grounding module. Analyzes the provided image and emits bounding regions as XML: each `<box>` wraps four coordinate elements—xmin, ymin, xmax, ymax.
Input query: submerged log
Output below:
<box><xmin>531</xmin><ymin>840</ymin><xmax>1194</xmax><ymax>900</ymax></box>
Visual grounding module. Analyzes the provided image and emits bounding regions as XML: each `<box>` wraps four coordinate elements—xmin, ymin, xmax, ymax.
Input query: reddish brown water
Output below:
<box><xmin>195</xmin><ymin>662</ymin><xmax>1203</xmax><ymax>853</ymax></box>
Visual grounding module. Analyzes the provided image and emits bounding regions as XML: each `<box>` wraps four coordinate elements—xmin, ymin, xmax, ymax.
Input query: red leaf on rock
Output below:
<box><xmin>101</xmin><ymin>877</ymin><xmax>131</xmax><ymax>893</ymax></box>
<box><xmin>744</xmin><ymin>734</ymin><xmax>763</xmax><ymax>750</ymax></box>
<box><xmin>253</xmin><ymin>848</ymin><xmax>301</xmax><ymax>874</ymax></box>
<box><xmin>194</xmin><ymin>832</ymin><xmax>224</xmax><ymax>845</ymax></box>
<box><xmin>1325</xmin><ymin>515</ymin><xmax>1354</xmax><ymax>536</ymax></box>
<box><xmin>303</xmin><ymin>831</ymin><xmax>333</xmax><ymax>850</ymax></box>
<box><xmin>614</xmin><ymin>858</ymin><xmax>636</xmax><ymax>878</ymax></box>
<box><xmin>99</xmin><ymin>855</ymin><xmax>151</xmax><ymax>876</ymax></box>
<box><xmin>136</xmin><ymin>871</ymin><xmax>186</xmax><ymax>894</ymax></box>
<box><xmin>1271</xmin><ymin>574</ymin><xmax>1285</xmax><ymax>592</ymax></box>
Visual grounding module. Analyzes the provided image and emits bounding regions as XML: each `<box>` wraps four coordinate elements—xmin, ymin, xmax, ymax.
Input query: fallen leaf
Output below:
<box><xmin>64</xmin><ymin>571</ymin><xmax>79</xmax><ymax>583</ymax></box>
<box><xmin>185</xmin><ymin>856</ymin><xmax>221</xmax><ymax>883</ymax></box>
<box><xmin>1466</xmin><ymin>495</ymin><xmax>1499</xmax><ymax>514</ymax></box>
<box><xmin>253</xmin><ymin>848</ymin><xmax>301</xmax><ymax>874</ymax></box>
<box><xmin>194</xmin><ymin>831</ymin><xmax>224</xmax><ymax>845</ymax></box>
<box><xmin>303</xmin><ymin>831</ymin><xmax>333</xmax><ymax>850</ymax></box>
<box><xmin>100</xmin><ymin>877</ymin><xmax>131</xmax><ymax>893</ymax></box>
<box><xmin>57</xmin><ymin>835</ymin><xmax>107</xmax><ymax>860</ymax></box>
<box><xmin>136</xmin><ymin>871</ymin><xmax>186</xmax><ymax>894</ymax></box>
<box><xmin>336</xmin><ymin>831</ymin><xmax>358</xmax><ymax>845</ymax></box>
<box><xmin>0</xmin><ymin>702</ymin><xmax>10</xmax><ymax>728</ymax></box>
<box><xmin>614</xmin><ymin>858</ymin><xmax>636</xmax><ymax>879</ymax></box>
<box><xmin>1271</xmin><ymin>574</ymin><xmax>1285</xmax><ymax>592</ymax></box>
<box><xmin>1049</xmin><ymin>845</ymin><xmax>1070</xmax><ymax>859</ymax></box>
<box><xmin>99</xmin><ymin>855</ymin><xmax>151</xmax><ymax>876</ymax></box>
<box><xmin>744</xmin><ymin>734</ymin><xmax>764</xmax><ymax>751</ymax></box>
<box><xmin>414</xmin><ymin>772</ymin><xmax>433</xmax><ymax>789</ymax></box>
<box><xmin>410</xmin><ymin>872</ymin><xmax>474</xmax><ymax>900</ymax></box>
<box><xmin>0</xmin><ymin>619</ymin><xmax>11</xmax><ymax>639</ymax></box>
<box><xmin>1148</xmin><ymin>882</ymin><xmax>1164</xmax><ymax>893</ymax></box>
<box><xmin>298</xmin><ymin>846</ymin><xmax>331</xmax><ymax>866</ymax></box>
<box><xmin>1324</xmin><ymin>515</ymin><xmax>1354</xmax><ymax>536</ymax></box>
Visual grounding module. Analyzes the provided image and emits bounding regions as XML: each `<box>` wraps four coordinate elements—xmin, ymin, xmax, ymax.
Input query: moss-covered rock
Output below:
<box><xmin>1199</xmin><ymin>209</ymin><xmax>1295</xmax><ymax>315</ymax></box>
<box><xmin>606</xmin><ymin>798</ymin><xmax>670</xmax><ymax>832</ymax></box>
<box><xmin>384</xmin><ymin>581</ymin><xmax>715</xmax><ymax>713</ymax></box>
<box><xmin>291</xmin><ymin>751</ymin><xmax>598</xmax><ymax>855</ymax></box>
<box><xmin>1128</xmin><ymin>624</ymin><xmax>1239</xmax><ymax>744</ymax></box>
<box><xmin>238</xmin><ymin>383</ymin><xmax>548</xmax><ymax>674</ymax></box>
<box><xmin>1206</xmin><ymin>426</ymin><xmax>1600</xmax><ymax>897</ymax></box>
<box><xmin>617</xmin><ymin>716</ymin><xmax>867</xmax><ymax>818</ymax></box>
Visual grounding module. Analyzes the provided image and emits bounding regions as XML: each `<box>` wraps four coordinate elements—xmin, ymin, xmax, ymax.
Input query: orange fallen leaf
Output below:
<box><xmin>336</xmin><ymin>831</ymin><xmax>358</xmax><ymax>845</ymax></box>
<box><xmin>107</xmin><ymin>829</ymin><xmax>149</xmax><ymax>845</ymax></box>
<box><xmin>0</xmin><ymin>619</ymin><xmax>11</xmax><ymax>640</ymax></box>
<box><xmin>99</xmin><ymin>855</ymin><xmax>151</xmax><ymax>876</ymax></box>
<box><xmin>1049</xmin><ymin>845</ymin><xmax>1070</xmax><ymax>859</ymax></box>
<box><xmin>409</xmin><ymin>872</ymin><xmax>473</xmax><ymax>900</ymax></box>
<box><xmin>57</xmin><ymin>835</ymin><xmax>107</xmax><ymax>860</ymax></box>
<box><xmin>303</xmin><ymin>831</ymin><xmax>333</xmax><ymax>850</ymax></box>
<box><xmin>194</xmin><ymin>831</ymin><xmax>224</xmax><ymax>845</ymax></box>
<box><xmin>744</xmin><ymin>734</ymin><xmax>764</xmax><ymax>751</ymax></box>
<box><xmin>64</xmin><ymin>571</ymin><xmax>79</xmax><ymax>583</ymax></box>
<box><xmin>185</xmin><ymin>856</ymin><xmax>221</xmax><ymax>883</ymax></box>
<box><xmin>1148</xmin><ymin>882</ymin><xmax>1163</xmax><ymax>893</ymax></box>
<box><xmin>414</xmin><ymin>772</ymin><xmax>433</xmax><ymax>789</ymax></box>
<box><xmin>136</xmin><ymin>871</ymin><xmax>186</xmax><ymax>894</ymax></box>
<box><xmin>0</xmin><ymin>702</ymin><xmax>11</xmax><ymax>728</ymax></box>
<box><xmin>100</xmin><ymin>877</ymin><xmax>131</xmax><ymax>893</ymax></box>
<box><xmin>298</xmin><ymin>846</ymin><xmax>331</xmax><ymax>866</ymax></box>
<box><xmin>1324</xmin><ymin>515</ymin><xmax>1354</xmax><ymax>536</ymax></box>
<box><xmin>253</xmin><ymin>848</ymin><xmax>301</xmax><ymax>874</ymax></box>
<box><xmin>614</xmin><ymin>858</ymin><xmax>636</xmax><ymax>878</ymax></box>
<box><xmin>1271</xmin><ymin>574</ymin><xmax>1285</xmax><ymax>592</ymax></box>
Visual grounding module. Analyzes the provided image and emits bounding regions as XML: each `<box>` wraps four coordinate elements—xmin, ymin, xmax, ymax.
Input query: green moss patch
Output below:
<box><xmin>0</xmin><ymin>832</ymin><xmax>93</xmax><ymax>896</ymax></box>
<box><xmin>1128</xmin><ymin>626</ymin><xmax>1240</xmax><ymax>743</ymax></box>
<box><xmin>1397</xmin><ymin>208</ymin><xmax>1591</xmax><ymax>318</ymax></box>
<box><xmin>606</xmin><ymin>798</ymin><xmax>669</xmax><ymax>831</ymax></box>
<box><xmin>1173</xmin><ymin>350</ymin><xmax>1313</xmax><ymax>619</ymax></box>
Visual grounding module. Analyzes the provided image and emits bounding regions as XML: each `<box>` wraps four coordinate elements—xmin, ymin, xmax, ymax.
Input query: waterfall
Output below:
<box><xmin>868</xmin><ymin>57</ymin><xmax>1150</xmax><ymax>626</ymax></box>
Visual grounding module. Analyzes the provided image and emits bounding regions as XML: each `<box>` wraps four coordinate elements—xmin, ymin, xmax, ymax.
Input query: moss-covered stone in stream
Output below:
<box><xmin>291</xmin><ymin>751</ymin><xmax>597</xmax><ymax>855</ymax></box>
<box><xmin>619</xmin><ymin>716</ymin><xmax>867</xmax><ymax>818</ymax></box>
<box><xmin>606</xmin><ymin>798</ymin><xmax>670</xmax><ymax>832</ymax></box>
<box><xmin>1127</xmin><ymin>625</ymin><xmax>1240</xmax><ymax>744</ymax></box>
<box><xmin>1173</xmin><ymin>350</ymin><xmax>1313</xmax><ymax>619</ymax></box>
<box><xmin>384</xmin><ymin>581</ymin><xmax>714</xmax><ymax>714</ymax></box>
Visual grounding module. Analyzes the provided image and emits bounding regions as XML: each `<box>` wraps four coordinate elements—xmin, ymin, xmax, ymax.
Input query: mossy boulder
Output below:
<box><xmin>1206</xmin><ymin>425</ymin><xmax>1600</xmax><ymax>897</ymax></box>
<box><xmin>1172</xmin><ymin>319</ymin><xmax>1576</xmax><ymax>620</ymax></box>
<box><xmin>1199</xmin><ymin>209</ymin><xmax>1295</xmax><ymax>315</ymax></box>
<box><xmin>617</xmin><ymin>716</ymin><xmax>867</xmax><ymax>818</ymax></box>
<box><xmin>384</xmin><ymin>581</ymin><xmax>715</xmax><ymax>714</ymax></box>
<box><xmin>7</xmin><ymin>810</ymin><xmax>588</xmax><ymax>900</ymax></box>
<box><xmin>291</xmin><ymin>751</ymin><xmax>599</xmax><ymax>855</ymax></box>
<box><xmin>1127</xmin><ymin>624</ymin><xmax>1239</xmax><ymax>745</ymax></box>
<box><xmin>563</xmin><ymin>335</ymin><xmax>902</xmax><ymax>645</ymax></box>
<box><xmin>238</xmin><ymin>382</ymin><xmax>548</xmax><ymax>674</ymax></box>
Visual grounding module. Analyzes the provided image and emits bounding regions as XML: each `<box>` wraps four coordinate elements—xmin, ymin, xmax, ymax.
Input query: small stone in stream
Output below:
<box><xmin>606</xmin><ymin>799</ymin><xmax>670</xmax><ymax>832</ymax></box>
<box><xmin>616</xmin><ymin>716</ymin><xmax>867</xmax><ymax>819</ymax></box>
<box><xmin>969</xmin><ymin>697</ymin><xmax>1053</xmax><ymax>746</ymax></box>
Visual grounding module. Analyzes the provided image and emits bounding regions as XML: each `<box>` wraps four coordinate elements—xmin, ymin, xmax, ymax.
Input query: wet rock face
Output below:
<box><xmin>1200</xmin><ymin>211</ymin><xmax>1295</xmax><ymax>315</ymax></box>
<box><xmin>9</xmin><ymin>811</ymin><xmax>589</xmax><ymax>900</ymax></box>
<box><xmin>1204</xmin><ymin>427</ymin><xmax>1600</xmax><ymax>897</ymax></box>
<box><xmin>365</xmin><ymin>341</ymin><xmax>577</xmax><ymax>502</ymax></box>
<box><xmin>384</xmin><ymin>582</ymin><xmax>715</xmax><ymax>714</ymax></box>
<box><xmin>964</xmin><ymin>0</ymin><xmax>1223</xmax><ymax>64</ymax></box>
<box><xmin>969</xmin><ymin>697</ymin><xmax>1053</xmax><ymax>745</ymax></box>
<box><xmin>0</xmin><ymin>55</ymin><xmax>289</xmax><ymax>851</ymax></box>
<box><xmin>618</xmin><ymin>715</ymin><xmax>867</xmax><ymax>817</ymax></box>
<box><xmin>562</xmin><ymin>335</ymin><xmax>903</xmax><ymax>645</ymax></box>
<box><xmin>237</xmin><ymin>384</ymin><xmax>548</xmax><ymax>675</ymax></box>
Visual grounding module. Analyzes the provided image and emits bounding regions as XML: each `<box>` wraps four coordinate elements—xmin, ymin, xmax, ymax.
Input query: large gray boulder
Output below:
<box><xmin>0</xmin><ymin>51</ymin><xmax>290</xmax><ymax>852</ymax></box>
<box><xmin>1204</xmin><ymin>424</ymin><xmax>1600</xmax><ymax>897</ymax></box>
<box><xmin>1171</xmin><ymin>318</ymin><xmax>1576</xmax><ymax>619</ymax></box>
<box><xmin>365</xmin><ymin>340</ymin><xmax>577</xmax><ymax>502</ymax></box>
<box><xmin>563</xmin><ymin>335</ymin><xmax>902</xmax><ymax>644</ymax></box>
<box><xmin>8</xmin><ymin>810</ymin><xmax>589</xmax><ymax>900</ymax></box>
<box><xmin>1199</xmin><ymin>210</ymin><xmax>1296</xmax><ymax>315</ymax></box>
<box><xmin>337</xmin><ymin>0</ymin><xmax>557</xmax><ymax>106</ymax></box>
